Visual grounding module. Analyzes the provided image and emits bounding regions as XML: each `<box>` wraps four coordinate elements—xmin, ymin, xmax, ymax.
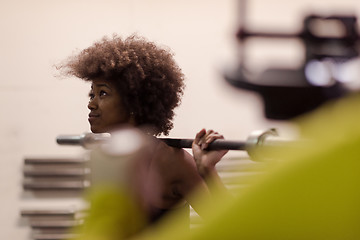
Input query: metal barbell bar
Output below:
<box><xmin>56</xmin><ymin>128</ymin><xmax>292</xmax><ymax>153</ymax></box>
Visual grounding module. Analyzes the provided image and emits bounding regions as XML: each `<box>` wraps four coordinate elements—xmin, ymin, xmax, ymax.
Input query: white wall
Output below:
<box><xmin>0</xmin><ymin>0</ymin><xmax>358</xmax><ymax>238</ymax></box>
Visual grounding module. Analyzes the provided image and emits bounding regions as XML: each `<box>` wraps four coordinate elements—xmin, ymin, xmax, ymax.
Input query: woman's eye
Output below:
<box><xmin>89</xmin><ymin>93</ymin><xmax>95</xmax><ymax>100</ymax></box>
<box><xmin>100</xmin><ymin>90</ymin><xmax>108</xmax><ymax>97</ymax></box>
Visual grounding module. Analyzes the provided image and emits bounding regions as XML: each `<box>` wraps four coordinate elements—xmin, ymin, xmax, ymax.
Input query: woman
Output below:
<box><xmin>59</xmin><ymin>34</ymin><xmax>228</xmax><ymax>226</ymax></box>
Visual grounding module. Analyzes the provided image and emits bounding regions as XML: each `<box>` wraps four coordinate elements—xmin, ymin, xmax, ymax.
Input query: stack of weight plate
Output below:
<box><xmin>20</xmin><ymin>157</ymin><xmax>89</xmax><ymax>240</ymax></box>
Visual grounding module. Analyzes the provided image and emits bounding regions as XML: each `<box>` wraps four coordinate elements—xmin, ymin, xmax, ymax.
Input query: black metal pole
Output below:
<box><xmin>159</xmin><ymin>138</ymin><xmax>247</xmax><ymax>151</ymax></box>
<box><xmin>56</xmin><ymin>134</ymin><xmax>247</xmax><ymax>151</ymax></box>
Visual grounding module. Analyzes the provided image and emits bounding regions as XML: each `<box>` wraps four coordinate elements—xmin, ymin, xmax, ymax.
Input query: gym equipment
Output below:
<box><xmin>225</xmin><ymin>10</ymin><xmax>360</xmax><ymax>119</ymax></box>
<box><xmin>56</xmin><ymin>128</ymin><xmax>293</xmax><ymax>156</ymax></box>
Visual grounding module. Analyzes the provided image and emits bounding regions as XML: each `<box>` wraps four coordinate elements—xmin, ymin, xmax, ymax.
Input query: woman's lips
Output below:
<box><xmin>88</xmin><ymin>113</ymin><xmax>100</xmax><ymax>123</ymax></box>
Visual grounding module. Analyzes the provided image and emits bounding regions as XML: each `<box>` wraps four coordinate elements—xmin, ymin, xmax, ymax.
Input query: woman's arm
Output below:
<box><xmin>169</xmin><ymin>129</ymin><xmax>230</xmax><ymax>218</ymax></box>
<box><xmin>192</xmin><ymin>129</ymin><xmax>229</xmax><ymax>197</ymax></box>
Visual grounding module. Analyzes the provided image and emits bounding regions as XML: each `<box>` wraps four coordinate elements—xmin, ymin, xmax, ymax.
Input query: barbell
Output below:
<box><xmin>56</xmin><ymin>128</ymin><xmax>294</xmax><ymax>156</ymax></box>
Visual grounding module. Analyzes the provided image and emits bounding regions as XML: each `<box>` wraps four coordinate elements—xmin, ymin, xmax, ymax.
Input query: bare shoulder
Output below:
<box><xmin>154</xmin><ymin>140</ymin><xmax>195</xmax><ymax>166</ymax></box>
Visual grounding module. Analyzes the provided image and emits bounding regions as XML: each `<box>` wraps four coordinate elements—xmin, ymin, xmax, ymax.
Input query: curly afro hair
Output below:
<box><xmin>59</xmin><ymin>34</ymin><xmax>185</xmax><ymax>136</ymax></box>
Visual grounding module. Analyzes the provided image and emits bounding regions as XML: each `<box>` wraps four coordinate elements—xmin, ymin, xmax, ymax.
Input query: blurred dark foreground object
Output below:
<box><xmin>225</xmin><ymin>14</ymin><xmax>360</xmax><ymax>119</ymax></box>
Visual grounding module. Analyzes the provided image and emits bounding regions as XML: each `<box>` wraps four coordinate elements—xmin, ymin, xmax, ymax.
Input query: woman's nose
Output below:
<box><xmin>88</xmin><ymin>97</ymin><xmax>98</xmax><ymax>110</ymax></box>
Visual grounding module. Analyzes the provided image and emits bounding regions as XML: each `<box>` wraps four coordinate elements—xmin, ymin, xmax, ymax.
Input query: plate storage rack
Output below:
<box><xmin>20</xmin><ymin>156</ymin><xmax>90</xmax><ymax>240</ymax></box>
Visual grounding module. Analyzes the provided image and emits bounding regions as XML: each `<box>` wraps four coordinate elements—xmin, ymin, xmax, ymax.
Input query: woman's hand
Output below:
<box><xmin>192</xmin><ymin>129</ymin><xmax>228</xmax><ymax>178</ymax></box>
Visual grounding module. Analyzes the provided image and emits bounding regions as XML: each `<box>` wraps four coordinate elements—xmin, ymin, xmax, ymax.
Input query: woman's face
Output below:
<box><xmin>87</xmin><ymin>79</ymin><xmax>132</xmax><ymax>133</ymax></box>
